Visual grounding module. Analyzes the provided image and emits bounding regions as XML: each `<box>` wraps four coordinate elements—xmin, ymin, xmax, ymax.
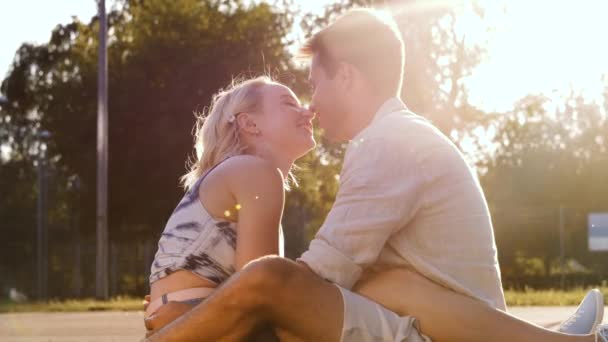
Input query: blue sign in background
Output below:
<box><xmin>589</xmin><ymin>213</ymin><xmax>608</xmax><ymax>251</ymax></box>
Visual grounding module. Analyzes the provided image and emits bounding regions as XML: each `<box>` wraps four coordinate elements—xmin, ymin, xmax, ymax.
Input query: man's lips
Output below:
<box><xmin>298</xmin><ymin>122</ymin><xmax>313</xmax><ymax>132</ymax></box>
<box><xmin>308</xmin><ymin>105</ymin><xmax>319</xmax><ymax>119</ymax></box>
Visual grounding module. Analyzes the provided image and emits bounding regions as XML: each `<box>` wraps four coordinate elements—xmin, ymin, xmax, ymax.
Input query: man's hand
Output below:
<box><xmin>144</xmin><ymin>300</ymin><xmax>194</xmax><ymax>337</ymax></box>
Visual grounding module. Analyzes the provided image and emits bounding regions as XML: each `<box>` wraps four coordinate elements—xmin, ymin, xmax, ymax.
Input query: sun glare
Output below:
<box><xmin>459</xmin><ymin>0</ymin><xmax>608</xmax><ymax>112</ymax></box>
<box><xmin>382</xmin><ymin>0</ymin><xmax>608</xmax><ymax>113</ymax></box>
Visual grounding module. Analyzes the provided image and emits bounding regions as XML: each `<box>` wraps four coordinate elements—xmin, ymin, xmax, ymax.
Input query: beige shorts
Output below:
<box><xmin>336</xmin><ymin>285</ymin><xmax>431</xmax><ymax>342</ymax></box>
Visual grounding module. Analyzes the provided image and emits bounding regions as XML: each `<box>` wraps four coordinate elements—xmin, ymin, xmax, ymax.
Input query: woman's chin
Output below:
<box><xmin>294</xmin><ymin>140</ymin><xmax>316</xmax><ymax>160</ymax></box>
<box><xmin>299</xmin><ymin>132</ymin><xmax>316</xmax><ymax>148</ymax></box>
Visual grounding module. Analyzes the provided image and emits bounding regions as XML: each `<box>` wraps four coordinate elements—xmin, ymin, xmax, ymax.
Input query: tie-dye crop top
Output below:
<box><xmin>149</xmin><ymin>161</ymin><xmax>284</xmax><ymax>285</ymax></box>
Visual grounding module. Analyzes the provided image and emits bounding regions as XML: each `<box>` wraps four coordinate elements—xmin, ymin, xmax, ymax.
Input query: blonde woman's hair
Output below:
<box><xmin>181</xmin><ymin>76</ymin><xmax>297</xmax><ymax>191</ymax></box>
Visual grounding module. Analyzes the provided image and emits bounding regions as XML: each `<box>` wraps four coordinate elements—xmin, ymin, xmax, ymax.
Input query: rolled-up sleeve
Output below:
<box><xmin>299</xmin><ymin>136</ymin><xmax>424</xmax><ymax>289</ymax></box>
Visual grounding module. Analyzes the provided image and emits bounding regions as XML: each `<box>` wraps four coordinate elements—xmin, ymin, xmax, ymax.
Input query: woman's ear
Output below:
<box><xmin>236</xmin><ymin>113</ymin><xmax>260</xmax><ymax>136</ymax></box>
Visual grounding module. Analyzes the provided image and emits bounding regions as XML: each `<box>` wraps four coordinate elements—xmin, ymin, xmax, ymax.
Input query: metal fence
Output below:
<box><xmin>2</xmin><ymin>203</ymin><xmax>607</xmax><ymax>300</ymax></box>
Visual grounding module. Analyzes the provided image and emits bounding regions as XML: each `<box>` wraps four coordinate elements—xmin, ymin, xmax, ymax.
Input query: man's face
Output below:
<box><xmin>309</xmin><ymin>54</ymin><xmax>348</xmax><ymax>142</ymax></box>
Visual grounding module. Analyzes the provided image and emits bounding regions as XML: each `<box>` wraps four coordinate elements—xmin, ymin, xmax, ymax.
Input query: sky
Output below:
<box><xmin>0</xmin><ymin>0</ymin><xmax>105</xmax><ymax>81</ymax></box>
<box><xmin>1</xmin><ymin>0</ymin><xmax>607</xmax><ymax>113</ymax></box>
<box><xmin>459</xmin><ymin>0</ymin><xmax>608</xmax><ymax>112</ymax></box>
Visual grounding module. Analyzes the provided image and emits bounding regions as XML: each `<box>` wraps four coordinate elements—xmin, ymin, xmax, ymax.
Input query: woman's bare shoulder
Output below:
<box><xmin>215</xmin><ymin>155</ymin><xmax>285</xmax><ymax>196</ymax></box>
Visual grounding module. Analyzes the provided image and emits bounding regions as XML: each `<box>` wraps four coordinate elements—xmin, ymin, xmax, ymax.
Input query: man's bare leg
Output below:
<box><xmin>354</xmin><ymin>268</ymin><xmax>595</xmax><ymax>342</ymax></box>
<box><xmin>146</xmin><ymin>256</ymin><xmax>343</xmax><ymax>341</ymax></box>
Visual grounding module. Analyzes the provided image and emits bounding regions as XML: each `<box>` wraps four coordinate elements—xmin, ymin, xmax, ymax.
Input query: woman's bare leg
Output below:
<box><xmin>353</xmin><ymin>268</ymin><xmax>595</xmax><ymax>342</ymax></box>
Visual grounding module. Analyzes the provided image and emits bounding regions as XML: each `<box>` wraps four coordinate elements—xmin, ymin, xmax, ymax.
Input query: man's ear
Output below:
<box><xmin>336</xmin><ymin>62</ymin><xmax>356</xmax><ymax>92</ymax></box>
<box><xmin>236</xmin><ymin>113</ymin><xmax>259</xmax><ymax>135</ymax></box>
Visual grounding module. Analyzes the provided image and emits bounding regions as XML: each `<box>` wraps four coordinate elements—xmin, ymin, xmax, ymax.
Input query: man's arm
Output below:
<box><xmin>299</xmin><ymin>136</ymin><xmax>423</xmax><ymax>289</ymax></box>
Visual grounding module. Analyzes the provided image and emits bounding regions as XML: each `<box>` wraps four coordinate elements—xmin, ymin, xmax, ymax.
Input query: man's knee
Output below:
<box><xmin>238</xmin><ymin>256</ymin><xmax>298</xmax><ymax>303</ymax></box>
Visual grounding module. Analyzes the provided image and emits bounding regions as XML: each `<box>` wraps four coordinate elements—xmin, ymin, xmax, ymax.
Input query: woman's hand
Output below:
<box><xmin>143</xmin><ymin>295</ymin><xmax>150</xmax><ymax>311</ymax></box>
<box><xmin>144</xmin><ymin>301</ymin><xmax>194</xmax><ymax>337</ymax></box>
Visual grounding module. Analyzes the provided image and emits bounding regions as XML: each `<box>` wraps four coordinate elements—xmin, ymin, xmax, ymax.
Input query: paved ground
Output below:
<box><xmin>0</xmin><ymin>311</ymin><xmax>145</xmax><ymax>342</ymax></box>
<box><xmin>1</xmin><ymin>308</ymin><xmax>606</xmax><ymax>341</ymax></box>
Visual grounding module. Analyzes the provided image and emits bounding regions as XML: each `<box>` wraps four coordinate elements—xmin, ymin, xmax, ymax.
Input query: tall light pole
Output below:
<box><xmin>96</xmin><ymin>0</ymin><xmax>109</xmax><ymax>300</ymax></box>
<box><xmin>37</xmin><ymin>130</ymin><xmax>51</xmax><ymax>300</ymax></box>
<box><xmin>559</xmin><ymin>205</ymin><xmax>566</xmax><ymax>290</ymax></box>
<box><xmin>68</xmin><ymin>175</ymin><xmax>83</xmax><ymax>297</ymax></box>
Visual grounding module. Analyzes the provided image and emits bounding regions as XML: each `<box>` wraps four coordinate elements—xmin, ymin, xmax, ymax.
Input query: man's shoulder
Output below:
<box><xmin>364</xmin><ymin>110</ymin><xmax>451</xmax><ymax>148</ymax></box>
<box><xmin>345</xmin><ymin>110</ymin><xmax>469</xmax><ymax>174</ymax></box>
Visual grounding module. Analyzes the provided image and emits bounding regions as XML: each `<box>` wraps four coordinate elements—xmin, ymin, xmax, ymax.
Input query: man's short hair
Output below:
<box><xmin>299</xmin><ymin>8</ymin><xmax>405</xmax><ymax>97</ymax></box>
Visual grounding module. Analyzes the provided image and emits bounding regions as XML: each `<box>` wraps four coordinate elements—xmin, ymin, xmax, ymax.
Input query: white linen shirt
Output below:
<box><xmin>299</xmin><ymin>97</ymin><xmax>506</xmax><ymax>310</ymax></box>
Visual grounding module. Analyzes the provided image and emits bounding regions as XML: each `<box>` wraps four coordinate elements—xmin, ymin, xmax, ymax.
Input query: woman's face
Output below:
<box><xmin>255</xmin><ymin>83</ymin><xmax>316</xmax><ymax>160</ymax></box>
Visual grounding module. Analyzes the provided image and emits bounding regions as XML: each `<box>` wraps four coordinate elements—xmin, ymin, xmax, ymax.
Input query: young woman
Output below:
<box><xmin>144</xmin><ymin>75</ymin><xmax>315</xmax><ymax>335</ymax></box>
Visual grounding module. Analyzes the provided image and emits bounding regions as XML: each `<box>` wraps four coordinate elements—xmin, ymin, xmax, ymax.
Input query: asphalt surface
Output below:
<box><xmin>1</xmin><ymin>307</ymin><xmax>606</xmax><ymax>341</ymax></box>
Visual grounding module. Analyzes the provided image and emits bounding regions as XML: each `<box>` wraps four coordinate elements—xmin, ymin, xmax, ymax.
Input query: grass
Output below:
<box><xmin>1</xmin><ymin>287</ymin><xmax>608</xmax><ymax>312</ymax></box>
<box><xmin>0</xmin><ymin>296</ymin><xmax>144</xmax><ymax>313</ymax></box>
<box><xmin>504</xmin><ymin>286</ymin><xmax>608</xmax><ymax>306</ymax></box>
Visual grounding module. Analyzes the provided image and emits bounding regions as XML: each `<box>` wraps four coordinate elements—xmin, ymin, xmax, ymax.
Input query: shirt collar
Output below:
<box><xmin>350</xmin><ymin>97</ymin><xmax>408</xmax><ymax>143</ymax></box>
<box><xmin>371</xmin><ymin>97</ymin><xmax>408</xmax><ymax>125</ymax></box>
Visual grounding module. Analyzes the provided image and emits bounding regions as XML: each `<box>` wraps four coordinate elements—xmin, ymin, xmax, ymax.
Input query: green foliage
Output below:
<box><xmin>468</xmin><ymin>93</ymin><xmax>608</xmax><ymax>281</ymax></box>
<box><xmin>504</xmin><ymin>286</ymin><xmax>608</xmax><ymax>306</ymax></box>
<box><xmin>284</xmin><ymin>128</ymin><xmax>344</xmax><ymax>257</ymax></box>
<box><xmin>0</xmin><ymin>296</ymin><xmax>143</xmax><ymax>313</ymax></box>
<box><xmin>1</xmin><ymin>0</ymin><xmax>303</xmax><ymax>240</ymax></box>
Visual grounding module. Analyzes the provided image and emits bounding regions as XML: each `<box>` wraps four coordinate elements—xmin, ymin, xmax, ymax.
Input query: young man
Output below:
<box><xmin>145</xmin><ymin>8</ymin><xmax>604</xmax><ymax>342</ymax></box>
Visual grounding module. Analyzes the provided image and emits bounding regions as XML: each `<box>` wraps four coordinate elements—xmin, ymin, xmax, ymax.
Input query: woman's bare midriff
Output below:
<box><xmin>150</xmin><ymin>270</ymin><xmax>217</xmax><ymax>303</ymax></box>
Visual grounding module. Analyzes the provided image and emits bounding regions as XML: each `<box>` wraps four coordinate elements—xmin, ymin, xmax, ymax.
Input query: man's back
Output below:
<box><xmin>372</xmin><ymin>108</ymin><xmax>505</xmax><ymax>310</ymax></box>
<box><xmin>300</xmin><ymin>97</ymin><xmax>506</xmax><ymax>310</ymax></box>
